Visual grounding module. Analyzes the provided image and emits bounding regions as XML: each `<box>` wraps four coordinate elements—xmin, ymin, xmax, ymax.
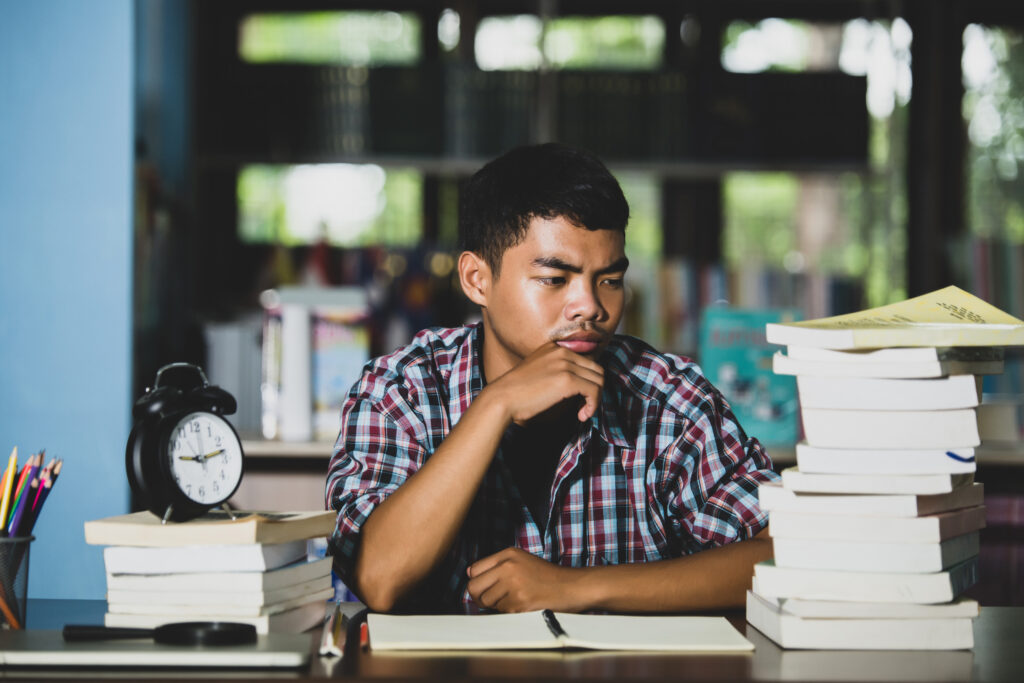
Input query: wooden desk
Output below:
<box><xmin>9</xmin><ymin>600</ymin><xmax>1024</xmax><ymax>681</ymax></box>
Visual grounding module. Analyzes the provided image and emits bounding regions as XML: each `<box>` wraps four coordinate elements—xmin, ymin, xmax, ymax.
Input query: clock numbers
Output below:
<box><xmin>167</xmin><ymin>412</ymin><xmax>243</xmax><ymax>505</ymax></box>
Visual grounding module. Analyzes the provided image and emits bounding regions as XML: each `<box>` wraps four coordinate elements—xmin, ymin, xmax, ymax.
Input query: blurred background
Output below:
<box><xmin>133</xmin><ymin>0</ymin><xmax>1024</xmax><ymax>401</ymax></box>
<box><xmin>3</xmin><ymin>0</ymin><xmax>1024</xmax><ymax>601</ymax></box>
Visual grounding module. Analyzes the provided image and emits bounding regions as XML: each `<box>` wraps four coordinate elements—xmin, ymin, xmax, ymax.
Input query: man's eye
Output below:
<box><xmin>602</xmin><ymin>278</ymin><xmax>624</xmax><ymax>288</ymax></box>
<box><xmin>538</xmin><ymin>277</ymin><xmax>565</xmax><ymax>286</ymax></box>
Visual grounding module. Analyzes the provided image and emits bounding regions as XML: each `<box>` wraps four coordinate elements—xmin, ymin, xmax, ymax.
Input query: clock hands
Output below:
<box><xmin>177</xmin><ymin>448</ymin><xmax>225</xmax><ymax>463</ymax></box>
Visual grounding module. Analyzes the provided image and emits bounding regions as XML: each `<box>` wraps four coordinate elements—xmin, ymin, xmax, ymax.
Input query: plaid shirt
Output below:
<box><xmin>326</xmin><ymin>324</ymin><xmax>778</xmax><ymax>612</ymax></box>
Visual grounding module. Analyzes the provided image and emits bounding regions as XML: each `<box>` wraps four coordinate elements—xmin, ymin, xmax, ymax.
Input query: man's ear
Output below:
<box><xmin>458</xmin><ymin>251</ymin><xmax>491</xmax><ymax>307</ymax></box>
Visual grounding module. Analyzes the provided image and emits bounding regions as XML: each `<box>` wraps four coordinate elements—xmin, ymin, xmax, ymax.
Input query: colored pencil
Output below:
<box><xmin>7</xmin><ymin>454</ymin><xmax>37</xmax><ymax>520</ymax></box>
<box><xmin>7</xmin><ymin>455</ymin><xmax>39</xmax><ymax>533</ymax></box>
<box><xmin>25</xmin><ymin>475</ymin><xmax>53</xmax><ymax>535</ymax></box>
<box><xmin>0</xmin><ymin>448</ymin><xmax>18</xmax><ymax>535</ymax></box>
<box><xmin>9</xmin><ymin>476</ymin><xmax>39</xmax><ymax>538</ymax></box>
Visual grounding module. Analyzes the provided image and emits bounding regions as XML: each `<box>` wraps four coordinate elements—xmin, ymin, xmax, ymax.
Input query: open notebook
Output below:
<box><xmin>367</xmin><ymin>610</ymin><xmax>754</xmax><ymax>652</ymax></box>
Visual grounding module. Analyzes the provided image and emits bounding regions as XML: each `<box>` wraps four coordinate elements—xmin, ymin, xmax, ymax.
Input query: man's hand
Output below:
<box><xmin>467</xmin><ymin>547</ymin><xmax>588</xmax><ymax>613</ymax></box>
<box><xmin>485</xmin><ymin>342</ymin><xmax>605</xmax><ymax>424</ymax></box>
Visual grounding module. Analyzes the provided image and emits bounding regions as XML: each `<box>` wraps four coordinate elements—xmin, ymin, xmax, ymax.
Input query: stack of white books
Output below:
<box><xmin>746</xmin><ymin>286</ymin><xmax>1024</xmax><ymax>650</ymax></box>
<box><xmin>84</xmin><ymin>510</ymin><xmax>337</xmax><ymax>634</ymax></box>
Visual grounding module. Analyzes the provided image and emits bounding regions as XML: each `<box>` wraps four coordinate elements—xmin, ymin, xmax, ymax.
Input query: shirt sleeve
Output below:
<box><xmin>325</xmin><ymin>376</ymin><xmax>431</xmax><ymax>587</ymax></box>
<box><xmin>658</xmin><ymin>384</ymin><xmax>780</xmax><ymax>551</ymax></box>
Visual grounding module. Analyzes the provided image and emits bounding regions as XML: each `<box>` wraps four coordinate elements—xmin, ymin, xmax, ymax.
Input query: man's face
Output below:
<box><xmin>475</xmin><ymin>215</ymin><xmax>628</xmax><ymax>379</ymax></box>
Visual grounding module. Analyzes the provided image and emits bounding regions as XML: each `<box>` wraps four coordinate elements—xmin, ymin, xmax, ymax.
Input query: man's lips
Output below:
<box><xmin>555</xmin><ymin>333</ymin><xmax>604</xmax><ymax>353</ymax></box>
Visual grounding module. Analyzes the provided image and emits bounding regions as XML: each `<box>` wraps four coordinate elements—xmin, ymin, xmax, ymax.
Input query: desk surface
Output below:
<box><xmin>10</xmin><ymin>600</ymin><xmax>1024</xmax><ymax>681</ymax></box>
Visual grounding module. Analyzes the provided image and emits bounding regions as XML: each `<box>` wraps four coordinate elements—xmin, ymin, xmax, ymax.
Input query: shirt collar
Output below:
<box><xmin>448</xmin><ymin>322</ymin><xmax>486</xmax><ymax>425</ymax></box>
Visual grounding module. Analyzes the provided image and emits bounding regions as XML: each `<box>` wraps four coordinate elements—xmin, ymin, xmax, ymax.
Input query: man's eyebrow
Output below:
<box><xmin>598</xmin><ymin>257</ymin><xmax>630</xmax><ymax>275</ymax></box>
<box><xmin>531</xmin><ymin>256</ymin><xmax>630</xmax><ymax>274</ymax></box>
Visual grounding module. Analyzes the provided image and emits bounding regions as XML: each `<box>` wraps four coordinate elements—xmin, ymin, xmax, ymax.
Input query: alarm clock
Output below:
<box><xmin>126</xmin><ymin>362</ymin><xmax>245</xmax><ymax>522</ymax></box>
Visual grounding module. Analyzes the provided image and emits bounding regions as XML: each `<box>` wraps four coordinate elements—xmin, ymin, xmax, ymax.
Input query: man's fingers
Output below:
<box><xmin>467</xmin><ymin>569</ymin><xmax>502</xmax><ymax>604</ymax></box>
<box><xmin>467</xmin><ymin>551</ymin><xmax>507</xmax><ymax>578</ymax></box>
<box><xmin>577</xmin><ymin>392</ymin><xmax>600</xmax><ymax>422</ymax></box>
<box><xmin>475</xmin><ymin>582</ymin><xmax>509</xmax><ymax>610</ymax></box>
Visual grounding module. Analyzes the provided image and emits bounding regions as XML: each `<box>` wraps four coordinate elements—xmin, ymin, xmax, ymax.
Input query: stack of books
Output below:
<box><xmin>84</xmin><ymin>510</ymin><xmax>337</xmax><ymax>634</ymax></box>
<box><xmin>745</xmin><ymin>286</ymin><xmax>1024</xmax><ymax>650</ymax></box>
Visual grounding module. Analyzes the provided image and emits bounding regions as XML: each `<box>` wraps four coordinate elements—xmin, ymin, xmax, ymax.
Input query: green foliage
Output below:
<box><xmin>239</xmin><ymin>11</ymin><xmax>420</xmax><ymax>65</ymax></box>
<box><xmin>545</xmin><ymin>16</ymin><xmax>664</xmax><ymax>70</ymax></box>
<box><xmin>965</xmin><ymin>26</ymin><xmax>1024</xmax><ymax>243</ymax></box>
<box><xmin>616</xmin><ymin>172</ymin><xmax>662</xmax><ymax>258</ymax></box>
<box><xmin>723</xmin><ymin>173</ymin><xmax>799</xmax><ymax>268</ymax></box>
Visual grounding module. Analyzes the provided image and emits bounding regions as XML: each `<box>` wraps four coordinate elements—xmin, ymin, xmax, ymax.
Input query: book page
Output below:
<box><xmin>367</xmin><ymin>612</ymin><xmax>559</xmax><ymax>651</ymax></box>
<box><xmin>555</xmin><ymin>613</ymin><xmax>754</xmax><ymax>652</ymax></box>
<box><xmin>788</xmin><ymin>286</ymin><xmax>1024</xmax><ymax>330</ymax></box>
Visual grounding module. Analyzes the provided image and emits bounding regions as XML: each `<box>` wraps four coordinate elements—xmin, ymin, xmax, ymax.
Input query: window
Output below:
<box><xmin>239</xmin><ymin>12</ymin><xmax>420</xmax><ymax>66</ymax></box>
<box><xmin>237</xmin><ymin>164</ymin><xmax>422</xmax><ymax>247</ymax></box>
<box><xmin>721</xmin><ymin>19</ymin><xmax>912</xmax><ymax>313</ymax></box>
<box><xmin>475</xmin><ymin>15</ymin><xmax>664</xmax><ymax>70</ymax></box>
<box><xmin>963</xmin><ymin>24</ymin><xmax>1024</xmax><ymax>244</ymax></box>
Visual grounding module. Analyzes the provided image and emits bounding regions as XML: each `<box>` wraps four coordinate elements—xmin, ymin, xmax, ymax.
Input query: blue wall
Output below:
<box><xmin>0</xmin><ymin>1</ymin><xmax>134</xmax><ymax>599</ymax></box>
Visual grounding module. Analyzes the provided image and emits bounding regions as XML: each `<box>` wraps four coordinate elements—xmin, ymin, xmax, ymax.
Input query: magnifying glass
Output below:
<box><xmin>62</xmin><ymin>622</ymin><xmax>258</xmax><ymax>646</ymax></box>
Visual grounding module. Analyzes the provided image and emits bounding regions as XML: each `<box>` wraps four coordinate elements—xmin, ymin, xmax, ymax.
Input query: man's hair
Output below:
<box><xmin>459</xmin><ymin>143</ymin><xmax>630</xmax><ymax>274</ymax></box>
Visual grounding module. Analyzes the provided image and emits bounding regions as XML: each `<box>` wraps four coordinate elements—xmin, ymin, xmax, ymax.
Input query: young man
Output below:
<box><xmin>327</xmin><ymin>143</ymin><xmax>778</xmax><ymax>614</ymax></box>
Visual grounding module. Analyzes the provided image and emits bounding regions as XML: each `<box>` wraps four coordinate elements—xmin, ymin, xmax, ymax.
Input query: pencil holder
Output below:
<box><xmin>0</xmin><ymin>536</ymin><xmax>33</xmax><ymax>629</ymax></box>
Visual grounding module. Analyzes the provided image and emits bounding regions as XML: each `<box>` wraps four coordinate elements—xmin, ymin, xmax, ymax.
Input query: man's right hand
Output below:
<box><xmin>483</xmin><ymin>342</ymin><xmax>606</xmax><ymax>425</ymax></box>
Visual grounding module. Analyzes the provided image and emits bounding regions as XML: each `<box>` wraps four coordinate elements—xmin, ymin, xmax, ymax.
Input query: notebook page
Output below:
<box><xmin>554</xmin><ymin>613</ymin><xmax>754</xmax><ymax>652</ymax></box>
<box><xmin>367</xmin><ymin>611</ymin><xmax>560</xmax><ymax>651</ymax></box>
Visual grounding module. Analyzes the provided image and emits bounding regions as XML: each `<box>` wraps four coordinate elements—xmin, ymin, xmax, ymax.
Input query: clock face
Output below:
<box><xmin>166</xmin><ymin>412</ymin><xmax>243</xmax><ymax>505</ymax></box>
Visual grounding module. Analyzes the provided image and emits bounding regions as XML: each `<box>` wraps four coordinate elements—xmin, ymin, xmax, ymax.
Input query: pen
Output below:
<box><xmin>360</xmin><ymin>621</ymin><xmax>368</xmax><ymax>650</ymax></box>
<box><xmin>318</xmin><ymin>601</ymin><xmax>347</xmax><ymax>657</ymax></box>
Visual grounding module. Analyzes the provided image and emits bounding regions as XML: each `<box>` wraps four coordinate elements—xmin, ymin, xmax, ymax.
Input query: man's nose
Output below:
<box><xmin>565</xmin><ymin>281</ymin><xmax>604</xmax><ymax>321</ymax></box>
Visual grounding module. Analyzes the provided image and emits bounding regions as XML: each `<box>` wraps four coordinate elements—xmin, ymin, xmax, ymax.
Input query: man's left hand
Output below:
<box><xmin>467</xmin><ymin>547</ymin><xmax>587</xmax><ymax>613</ymax></box>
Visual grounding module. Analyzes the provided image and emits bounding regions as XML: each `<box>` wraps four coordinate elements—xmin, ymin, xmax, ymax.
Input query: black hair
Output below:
<box><xmin>458</xmin><ymin>143</ymin><xmax>630</xmax><ymax>274</ymax></box>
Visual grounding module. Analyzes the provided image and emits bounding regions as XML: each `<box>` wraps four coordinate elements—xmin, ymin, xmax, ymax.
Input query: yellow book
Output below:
<box><xmin>765</xmin><ymin>286</ymin><xmax>1024</xmax><ymax>349</ymax></box>
<box><xmin>83</xmin><ymin>510</ymin><xmax>335</xmax><ymax>547</ymax></box>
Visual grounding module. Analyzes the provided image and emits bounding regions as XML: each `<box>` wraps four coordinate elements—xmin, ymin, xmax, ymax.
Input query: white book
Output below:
<box><xmin>800</xmin><ymin>407</ymin><xmax>980</xmax><ymax>450</ymax></box>
<box><xmin>103</xmin><ymin>540</ymin><xmax>309</xmax><ymax>575</ymax></box>
<box><xmin>106</xmin><ymin>557</ymin><xmax>332</xmax><ymax>593</ymax></box>
<box><xmin>786</xmin><ymin>346</ymin><xmax>1003</xmax><ymax>364</ymax></box>
<box><xmin>106</xmin><ymin>587</ymin><xmax>335</xmax><ymax>616</ymax></box>
<box><xmin>758</xmin><ymin>481</ymin><xmax>985</xmax><ymax>517</ymax></box>
<box><xmin>796</xmin><ymin>374</ymin><xmax>981</xmax><ymax>411</ymax></box>
<box><xmin>745</xmin><ymin>591</ymin><xmax>974</xmax><ymax>650</ymax></box>
<box><xmin>773</xmin><ymin>351</ymin><xmax>1002</xmax><ymax>379</ymax></box>
<box><xmin>753</xmin><ymin>558</ymin><xmax>978</xmax><ymax>603</ymax></box>
<box><xmin>84</xmin><ymin>510</ymin><xmax>335</xmax><ymax>547</ymax></box>
<box><xmin>106</xmin><ymin>576</ymin><xmax>332</xmax><ymax>607</ymax></box>
<box><xmin>750</xmin><ymin>584</ymin><xmax>980</xmax><ymax>619</ymax></box>
<box><xmin>768</xmin><ymin>505</ymin><xmax>986</xmax><ymax>543</ymax></box>
<box><xmin>780</xmin><ymin>468</ymin><xmax>974</xmax><ymax>495</ymax></box>
<box><xmin>367</xmin><ymin>610</ymin><xmax>753</xmax><ymax>652</ymax></box>
<box><xmin>795</xmin><ymin>443</ymin><xmax>977</xmax><ymax>475</ymax></box>
<box><xmin>103</xmin><ymin>599</ymin><xmax>329</xmax><ymax>635</ymax></box>
<box><xmin>772</xmin><ymin>531</ymin><xmax>979</xmax><ymax>573</ymax></box>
